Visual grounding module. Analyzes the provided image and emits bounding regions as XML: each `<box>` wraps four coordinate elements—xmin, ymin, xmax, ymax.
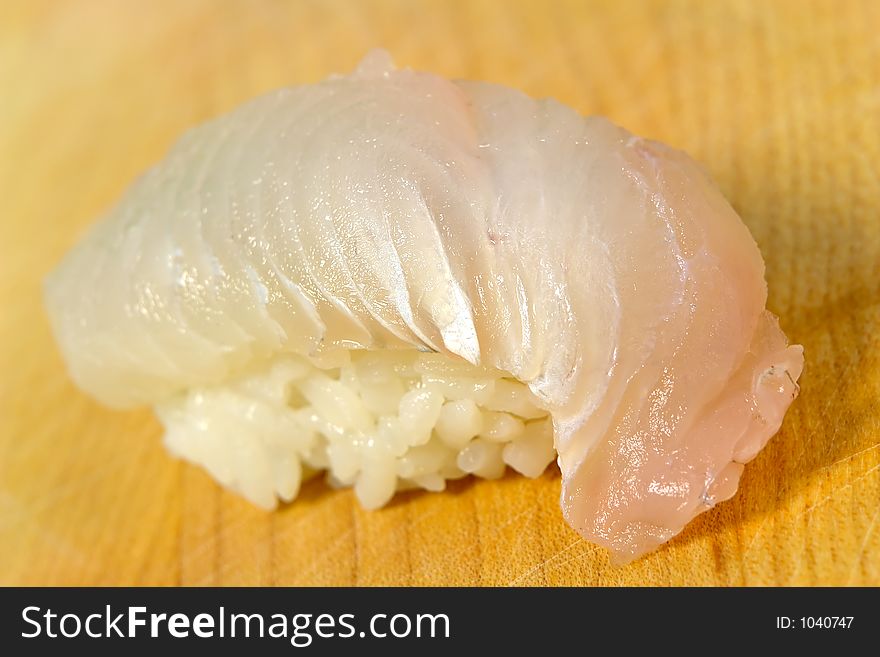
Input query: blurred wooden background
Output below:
<box><xmin>1</xmin><ymin>0</ymin><xmax>878</xmax><ymax>585</ymax></box>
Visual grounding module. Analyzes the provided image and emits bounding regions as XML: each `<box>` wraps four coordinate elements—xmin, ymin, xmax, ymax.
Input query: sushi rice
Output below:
<box><xmin>157</xmin><ymin>350</ymin><xmax>555</xmax><ymax>509</ymax></box>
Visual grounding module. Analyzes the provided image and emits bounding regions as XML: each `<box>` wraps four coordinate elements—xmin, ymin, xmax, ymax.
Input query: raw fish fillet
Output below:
<box><xmin>45</xmin><ymin>51</ymin><xmax>803</xmax><ymax>562</ymax></box>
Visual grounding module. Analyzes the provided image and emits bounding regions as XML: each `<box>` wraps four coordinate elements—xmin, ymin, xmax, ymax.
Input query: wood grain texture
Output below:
<box><xmin>1</xmin><ymin>0</ymin><xmax>878</xmax><ymax>586</ymax></box>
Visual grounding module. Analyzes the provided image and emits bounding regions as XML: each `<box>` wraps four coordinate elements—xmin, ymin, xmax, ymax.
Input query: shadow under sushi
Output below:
<box><xmin>274</xmin><ymin>468</ymin><xmax>484</xmax><ymax>512</ymax></box>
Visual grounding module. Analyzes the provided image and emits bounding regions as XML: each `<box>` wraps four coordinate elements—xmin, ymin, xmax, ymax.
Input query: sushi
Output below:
<box><xmin>44</xmin><ymin>51</ymin><xmax>803</xmax><ymax>562</ymax></box>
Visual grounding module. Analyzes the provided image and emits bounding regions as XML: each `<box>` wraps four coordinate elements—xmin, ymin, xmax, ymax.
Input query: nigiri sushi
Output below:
<box><xmin>44</xmin><ymin>51</ymin><xmax>803</xmax><ymax>562</ymax></box>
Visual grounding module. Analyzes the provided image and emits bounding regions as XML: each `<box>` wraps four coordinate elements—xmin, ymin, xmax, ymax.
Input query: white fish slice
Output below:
<box><xmin>44</xmin><ymin>51</ymin><xmax>803</xmax><ymax>562</ymax></box>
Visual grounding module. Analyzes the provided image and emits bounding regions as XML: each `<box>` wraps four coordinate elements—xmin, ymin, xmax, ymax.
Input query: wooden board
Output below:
<box><xmin>1</xmin><ymin>0</ymin><xmax>878</xmax><ymax>586</ymax></box>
